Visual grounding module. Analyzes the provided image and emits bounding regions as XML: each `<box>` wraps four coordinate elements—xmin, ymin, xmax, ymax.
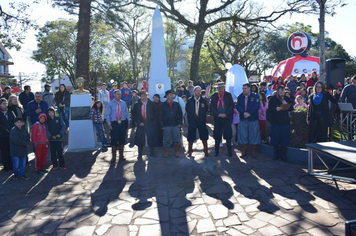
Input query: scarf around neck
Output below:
<box><xmin>217</xmin><ymin>91</ymin><xmax>225</xmax><ymax>109</ymax></box>
<box><xmin>313</xmin><ymin>93</ymin><xmax>323</xmax><ymax>105</ymax></box>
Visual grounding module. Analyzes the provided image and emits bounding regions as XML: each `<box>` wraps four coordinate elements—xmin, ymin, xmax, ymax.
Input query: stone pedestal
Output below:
<box><xmin>68</xmin><ymin>94</ymin><xmax>97</xmax><ymax>150</ymax></box>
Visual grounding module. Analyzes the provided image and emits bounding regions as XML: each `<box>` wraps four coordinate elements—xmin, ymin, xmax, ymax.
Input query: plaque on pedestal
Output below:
<box><xmin>68</xmin><ymin>94</ymin><xmax>97</xmax><ymax>151</ymax></box>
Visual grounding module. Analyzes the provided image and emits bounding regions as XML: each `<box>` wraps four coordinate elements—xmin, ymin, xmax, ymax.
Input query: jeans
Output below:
<box><xmin>58</xmin><ymin>107</ymin><xmax>70</xmax><ymax>129</ymax></box>
<box><xmin>93</xmin><ymin>123</ymin><xmax>107</xmax><ymax>145</ymax></box>
<box><xmin>12</xmin><ymin>157</ymin><xmax>26</xmax><ymax>177</ymax></box>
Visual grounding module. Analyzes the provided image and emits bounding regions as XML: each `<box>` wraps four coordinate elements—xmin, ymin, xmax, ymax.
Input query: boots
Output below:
<box><xmin>215</xmin><ymin>140</ymin><xmax>220</xmax><ymax>156</ymax></box>
<box><xmin>226</xmin><ymin>139</ymin><xmax>232</xmax><ymax>157</ymax></box>
<box><xmin>138</xmin><ymin>146</ymin><xmax>143</xmax><ymax>159</ymax></box>
<box><xmin>241</xmin><ymin>144</ymin><xmax>248</xmax><ymax>157</ymax></box>
<box><xmin>251</xmin><ymin>145</ymin><xmax>257</xmax><ymax>158</ymax></box>
<box><xmin>164</xmin><ymin>147</ymin><xmax>169</xmax><ymax>158</ymax></box>
<box><xmin>273</xmin><ymin>145</ymin><xmax>279</xmax><ymax>161</ymax></box>
<box><xmin>150</xmin><ymin>147</ymin><xmax>155</xmax><ymax>157</ymax></box>
<box><xmin>119</xmin><ymin>145</ymin><xmax>125</xmax><ymax>160</ymax></box>
<box><xmin>111</xmin><ymin>146</ymin><xmax>117</xmax><ymax>163</ymax></box>
<box><xmin>187</xmin><ymin>142</ymin><xmax>193</xmax><ymax>157</ymax></box>
<box><xmin>280</xmin><ymin>146</ymin><xmax>287</xmax><ymax>162</ymax></box>
<box><xmin>202</xmin><ymin>140</ymin><xmax>209</xmax><ymax>156</ymax></box>
<box><xmin>175</xmin><ymin>145</ymin><xmax>180</xmax><ymax>157</ymax></box>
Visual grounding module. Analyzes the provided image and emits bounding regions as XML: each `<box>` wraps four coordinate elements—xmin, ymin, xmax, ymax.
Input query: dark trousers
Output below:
<box><xmin>110</xmin><ymin>121</ymin><xmax>127</xmax><ymax>146</ymax></box>
<box><xmin>271</xmin><ymin>124</ymin><xmax>290</xmax><ymax>146</ymax></box>
<box><xmin>309</xmin><ymin>112</ymin><xmax>328</xmax><ymax>142</ymax></box>
<box><xmin>213</xmin><ymin>117</ymin><xmax>232</xmax><ymax>140</ymax></box>
<box><xmin>187</xmin><ymin>122</ymin><xmax>208</xmax><ymax>142</ymax></box>
<box><xmin>50</xmin><ymin>141</ymin><xmax>65</xmax><ymax>168</ymax></box>
<box><xmin>0</xmin><ymin>137</ymin><xmax>12</xmax><ymax>171</ymax></box>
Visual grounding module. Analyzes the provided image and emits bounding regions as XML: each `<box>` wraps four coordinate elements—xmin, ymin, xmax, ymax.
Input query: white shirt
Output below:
<box><xmin>173</xmin><ymin>95</ymin><xmax>185</xmax><ymax>114</ymax></box>
<box><xmin>98</xmin><ymin>89</ymin><xmax>110</xmax><ymax>104</ymax></box>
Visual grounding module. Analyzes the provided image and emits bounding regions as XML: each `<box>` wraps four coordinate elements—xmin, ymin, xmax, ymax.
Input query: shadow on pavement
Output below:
<box><xmin>91</xmin><ymin>158</ymin><xmax>126</xmax><ymax>216</ymax></box>
<box><xmin>0</xmin><ymin>149</ymin><xmax>99</xmax><ymax>235</ymax></box>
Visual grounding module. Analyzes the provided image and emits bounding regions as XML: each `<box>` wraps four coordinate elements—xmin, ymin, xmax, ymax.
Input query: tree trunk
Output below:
<box><xmin>318</xmin><ymin>0</ymin><xmax>326</xmax><ymax>82</ymax></box>
<box><xmin>76</xmin><ymin>0</ymin><xmax>91</xmax><ymax>89</ymax></box>
<box><xmin>190</xmin><ymin>29</ymin><xmax>206</xmax><ymax>82</ymax></box>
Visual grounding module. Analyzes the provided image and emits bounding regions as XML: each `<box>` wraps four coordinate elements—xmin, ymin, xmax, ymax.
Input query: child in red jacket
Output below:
<box><xmin>31</xmin><ymin>113</ymin><xmax>48</xmax><ymax>173</ymax></box>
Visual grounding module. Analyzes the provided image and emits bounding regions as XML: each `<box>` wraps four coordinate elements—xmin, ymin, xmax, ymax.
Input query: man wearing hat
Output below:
<box><xmin>105</xmin><ymin>89</ymin><xmax>130</xmax><ymax>162</ymax></box>
<box><xmin>185</xmin><ymin>86</ymin><xmax>209</xmax><ymax>156</ymax></box>
<box><xmin>1</xmin><ymin>86</ymin><xmax>12</xmax><ymax>100</ymax></box>
<box><xmin>160</xmin><ymin>89</ymin><xmax>183</xmax><ymax>157</ymax></box>
<box><xmin>210</xmin><ymin>82</ymin><xmax>234</xmax><ymax>157</ymax></box>
<box><xmin>42</xmin><ymin>84</ymin><xmax>55</xmax><ymax>107</ymax></box>
<box><xmin>236</xmin><ymin>82</ymin><xmax>261</xmax><ymax>158</ymax></box>
<box><xmin>132</xmin><ymin>90</ymin><xmax>156</xmax><ymax>158</ymax></box>
<box><xmin>109</xmin><ymin>82</ymin><xmax>118</xmax><ymax>101</ymax></box>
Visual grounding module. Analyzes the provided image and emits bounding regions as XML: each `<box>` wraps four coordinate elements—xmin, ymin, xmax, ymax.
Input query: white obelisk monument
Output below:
<box><xmin>148</xmin><ymin>6</ymin><xmax>171</xmax><ymax>100</ymax></box>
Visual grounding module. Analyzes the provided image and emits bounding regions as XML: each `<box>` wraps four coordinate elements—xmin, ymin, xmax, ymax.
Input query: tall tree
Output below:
<box><xmin>51</xmin><ymin>0</ymin><xmax>130</xmax><ymax>87</ymax></box>
<box><xmin>164</xmin><ymin>20</ymin><xmax>187</xmax><ymax>80</ymax></box>
<box><xmin>76</xmin><ymin>0</ymin><xmax>91</xmax><ymax>88</ymax></box>
<box><xmin>32</xmin><ymin>20</ymin><xmax>77</xmax><ymax>84</ymax></box>
<box><xmin>308</xmin><ymin>0</ymin><xmax>346</xmax><ymax>82</ymax></box>
<box><xmin>136</xmin><ymin>0</ymin><xmax>311</xmax><ymax>82</ymax></box>
<box><xmin>204</xmin><ymin>21</ymin><xmax>261</xmax><ymax>78</ymax></box>
<box><xmin>0</xmin><ymin>2</ymin><xmax>38</xmax><ymax>50</ymax></box>
<box><xmin>32</xmin><ymin>19</ymin><xmax>117</xmax><ymax>86</ymax></box>
<box><xmin>113</xmin><ymin>5</ymin><xmax>151</xmax><ymax>84</ymax></box>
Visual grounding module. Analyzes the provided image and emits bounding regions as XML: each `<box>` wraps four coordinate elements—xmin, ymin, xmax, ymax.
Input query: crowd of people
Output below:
<box><xmin>91</xmin><ymin>73</ymin><xmax>356</xmax><ymax>165</ymax></box>
<box><xmin>1</xmin><ymin>74</ymin><xmax>355</xmax><ymax>180</ymax></box>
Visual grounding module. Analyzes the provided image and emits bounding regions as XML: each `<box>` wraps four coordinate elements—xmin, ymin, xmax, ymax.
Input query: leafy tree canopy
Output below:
<box><xmin>0</xmin><ymin>1</ymin><xmax>39</xmax><ymax>50</ymax></box>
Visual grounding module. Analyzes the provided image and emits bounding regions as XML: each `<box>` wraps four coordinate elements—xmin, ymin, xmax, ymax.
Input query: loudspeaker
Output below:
<box><xmin>325</xmin><ymin>58</ymin><xmax>346</xmax><ymax>89</ymax></box>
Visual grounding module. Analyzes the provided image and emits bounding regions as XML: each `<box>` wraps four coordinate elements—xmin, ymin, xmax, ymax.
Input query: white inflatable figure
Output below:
<box><xmin>226</xmin><ymin>64</ymin><xmax>249</xmax><ymax>101</ymax></box>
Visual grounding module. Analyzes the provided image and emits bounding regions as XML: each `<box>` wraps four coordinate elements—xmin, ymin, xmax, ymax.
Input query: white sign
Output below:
<box><xmin>156</xmin><ymin>84</ymin><xmax>164</xmax><ymax>94</ymax></box>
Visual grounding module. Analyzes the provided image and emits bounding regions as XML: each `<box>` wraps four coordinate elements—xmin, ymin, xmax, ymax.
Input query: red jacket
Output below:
<box><xmin>306</xmin><ymin>78</ymin><xmax>319</xmax><ymax>88</ymax></box>
<box><xmin>31</xmin><ymin>122</ymin><xmax>48</xmax><ymax>144</ymax></box>
<box><xmin>272</xmin><ymin>82</ymin><xmax>286</xmax><ymax>91</ymax></box>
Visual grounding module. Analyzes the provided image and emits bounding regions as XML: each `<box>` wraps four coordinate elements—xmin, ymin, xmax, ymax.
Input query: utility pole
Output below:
<box><xmin>19</xmin><ymin>72</ymin><xmax>24</xmax><ymax>92</ymax></box>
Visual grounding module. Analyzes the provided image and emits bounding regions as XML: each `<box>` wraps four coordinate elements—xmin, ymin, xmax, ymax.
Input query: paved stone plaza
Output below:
<box><xmin>0</xmin><ymin>126</ymin><xmax>356</xmax><ymax>236</ymax></box>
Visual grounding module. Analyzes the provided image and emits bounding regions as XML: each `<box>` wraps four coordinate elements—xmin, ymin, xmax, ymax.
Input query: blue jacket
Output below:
<box><xmin>236</xmin><ymin>92</ymin><xmax>260</xmax><ymax>122</ymax></box>
<box><xmin>26</xmin><ymin>100</ymin><xmax>48</xmax><ymax>125</ymax></box>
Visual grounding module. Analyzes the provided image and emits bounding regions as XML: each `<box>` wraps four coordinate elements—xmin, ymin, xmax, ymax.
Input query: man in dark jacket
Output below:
<box><xmin>19</xmin><ymin>85</ymin><xmax>34</xmax><ymax>110</ymax></box>
<box><xmin>210</xmin><ymin>82</ymin><xmax>234</xmax><ymax>157</ymax></box>
<box><xmin>26</xmin><ymin>92</ymin><xmax>48</xmax><ymax>125</ymax></box>
<box><xmin>160</xmin><ymin>89</ymin><xmax>183</xmax><ymax>157</ymax></box>
<box><xmin>10</xmin><ymin>117</ymin><xmax>30</xmax><ymax>180</ymax></box>
<box><xmin>236</xmin><ymin>83</ymin><xmax>260</xmax><ymax>158</ymax></box>
<box><xmin>133</xmin><ymin>91</ymin><xmax>156</xmax><ymax>158</ymax></box>
<box><xmin>0</xmin><ymin>98</ymin><xmax>12</xmax><ymax>171</ymax></box>
<box><xmin>185</xmin><ymin>86</ymin><xmax>209</xmax><ymax>157</ymax></box>
<box><xmin>268</xmin><ymin>85</ymin><xmax>294</xmax><ymax>161</ymax></box>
